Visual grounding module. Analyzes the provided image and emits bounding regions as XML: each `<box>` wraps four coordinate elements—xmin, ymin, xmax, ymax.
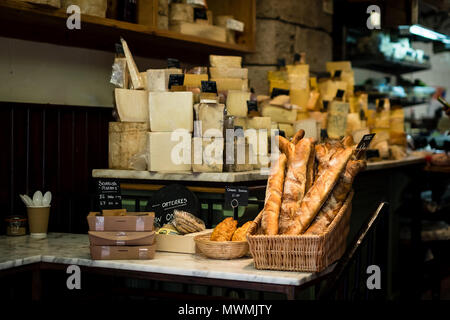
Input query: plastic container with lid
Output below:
<box><xmin>5</xmin><ymin>216</ymin><xmax>27</xmax><ymax>236</ymax></box>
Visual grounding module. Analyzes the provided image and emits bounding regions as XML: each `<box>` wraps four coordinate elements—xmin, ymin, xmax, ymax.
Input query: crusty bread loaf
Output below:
<box><xmin>291</xmin><ymin>129</ymin><xmax>305</xmax><ymax>145</ymax></box>
<box><xmin>305</xmin><ymin>138</ymin><xmax>316</xmax><ymax>194</ymax></box>
<box><xmin>283</xmin><ymin>147</ymin><xmax>353</xmax><ymax>235</ymax></box>
<box><xmin>279</xmin><ymin>138</ymin><xmax>313</xmax><ymax>234</ymax></box>
<box><xmin>261</xmin><ymin>153</ymin><xmax>287</xmax><ymax>235</ymax></box>
<box><xmin>305</xmin><ymin>159</ymin><xmax>366</xmax><ymax>235</ymax></box>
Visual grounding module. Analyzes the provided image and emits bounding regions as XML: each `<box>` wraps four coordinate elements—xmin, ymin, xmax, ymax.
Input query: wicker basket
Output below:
<box><xmin>194</xmin><ymin>233</ymin><xmax>249</xmax><ymax>260</ymax></box>
<box><xmin>247</xmin><ymin>191</ymin><xmax>353</xmax><ymax>272</ymax></box>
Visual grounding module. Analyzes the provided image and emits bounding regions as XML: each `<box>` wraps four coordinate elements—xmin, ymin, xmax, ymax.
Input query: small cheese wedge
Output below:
<box><xmin>261</xmin><ymin>105</ymin><xmax>297</xmax><ymax>124</ymax></box>
<box><xmin>226</xmin><ymin>90</ymin><xmax>251</xmax><ymax>117</ymax></box>
<box><xmin>120</xmin><ymin>37</ymin><xmax>144</xmax><ymax>90</ymax></box>
<box><xmin>148</xmin><ymin>132</ymin><xmax>192</xmax><ymax>172</ymax></box>
<box><xmin>210</xmin><ymin>78</ymin><xmax>248</xmax><ymax>92</ymax></box>
<box><xmin>114</xmin><ymin>89</ymin><xmax>149</xmax><ymax>124</ymax></box>
<box><xmin>209</xmin><ymin>67</ymin><xmax>248</xmax><ymax>79</ymax></box>
<box><xmin>209</xmin><ymin>55</ymin><xmax>242</xmax><ymax>68</ymax></box>
<box><xmin>148</xmin><ymin>92</ymin><xmax>193</xmax><ymax>132</ymax></box>
<box><xmin>184</xmin><ymin>74</ymin><xmax>208</xmax><ymax>87</ymax></box>
<box><xmin>233</xmin><ymin>117</ymin><xmax>247</xmax><ymax>130</ymax></box>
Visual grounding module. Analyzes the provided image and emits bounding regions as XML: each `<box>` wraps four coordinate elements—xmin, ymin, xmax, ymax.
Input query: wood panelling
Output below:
<box><xmin>0</xmin><ymin>102</ymin><xmax>113</xmax><ymax>234</ymax></box>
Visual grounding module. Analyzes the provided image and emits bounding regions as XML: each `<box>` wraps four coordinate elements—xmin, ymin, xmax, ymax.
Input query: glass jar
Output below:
<box><xmin>5</xmin><ymin>216</ymin><xmax>27</xmax><ymax>236</ymax></box>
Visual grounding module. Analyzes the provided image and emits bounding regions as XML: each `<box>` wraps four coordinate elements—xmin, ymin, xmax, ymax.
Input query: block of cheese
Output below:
<box><xmin>109</xmin><ymin>122</ymin><xmax>148</xmax><ymax>170</ymax></box>
<box><xmin>327</xmin><ymin>101</ymin><xmax>349</xmax><ymax>139</ymax></box>
<box><xmin>114</xmin><ymin>89</ymin><xmax>149</xmax><ymax>124</ymax></box>
<box><xmin>209</xmin><ymin>67</ymin><xmax>248</xmax><ymax>79</ymax></box>
<box><xmin>184</xmin><ymin>74</ymin><xmax>208</xmax><ymax>88</ymax></box>
<box><xmin>294</xmin><ymin>119</ymin><xmax>320</xmax><ymax>140</ymax></box>
<box><xmin>261</xmin><ymin>105</ymin><xmax>297</xmax><ymax>124</ymax></box>
<box><xmin>290</xmin><ymin>88</ymin><xmax>309</xmax><ymax>108</ymax></box>
<box><xmin>192</xmin><ymin>137</ymin><xmax>223</xmax><ymax>172</ymax></box>
<box><xmin>169</xmin><ymin>3</ymin><xmax>194</xmax><ymax>23</ymax></box>
<box><xmin>246</xmin><ymin>117</ymin><xmax>271</xmax><ymax>132</ymax></box>
<box><xmin>140</xmin><ymin>72</ymin><xmax>147</xmax><ymax>90</ymax></box>
<box><xmin>278</xmin><ymin>123</ymin><xmax>294</xmax><ymax>138</ymax></box>
<box><xmin>226</xmin><ymin>90</ymin><xmax>251</xmax><ymax>117</ymax></box>
<box><xmin>146</xmin><ymin>69</ymin><xmax>167</xmax><ymax>92</ymax></box>
<box><xmin>209</xmin><ymin>55</ymin><xmax>242</xmax><ymax>68</ymax></box>
<box><xmin>148</xmin><ymin>92</ymin><xmax>193</xmax><ymax>132</ymax></box>
<box><xmin>170</xmin><ymin>22</ymin><xmax>227</xmax><ymax>42</ymax></box>
<box><xmin>148</xmin><ymin>132</ymin><xmax>192</xmax><ymax>172</ymax></box>
<box><xmin>197</xmin><ymin>103</ymin><xmax>225</xmax><ymax>138</ymax></box>
<box><xmin>233</xmin><ymin>117</ymin><xmax>247</xmax><ymax>130</ymax></box>
<box><xmin>211</xmin><ymin>78</ymin><xmax>248</xmax><ymax>92</ymax></box>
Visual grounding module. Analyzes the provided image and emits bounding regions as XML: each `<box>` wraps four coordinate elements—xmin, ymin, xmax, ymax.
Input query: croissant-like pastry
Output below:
<box><xmin>210</xmin><ymin>217</ymin><xmax>237</xmax><ymax>241</ymax></box>
<box><xmin>232</xmin><ymin>221</ymin><xmax>253</xmax><ymax>241</ymax></box>
<box><xmin>283</xmin><ymin>147</ymin><xmax>353</xmax><ymax>235</ymax></box>
<box><xmin>261</xmin><ymin>153</ymin><xmax>287</xmax><ymax>235</ymax></box>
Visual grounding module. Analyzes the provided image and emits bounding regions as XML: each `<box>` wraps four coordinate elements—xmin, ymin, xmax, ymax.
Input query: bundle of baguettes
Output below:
<box><xmin>259</xmin><ymin>129</ymin><xmax>366</xmax><ymax>236</ymax></box>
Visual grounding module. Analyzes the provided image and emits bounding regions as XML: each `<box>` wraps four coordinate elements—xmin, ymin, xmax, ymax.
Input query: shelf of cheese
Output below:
<box><xmin>0</xmin><ymin>0</ymin><xmax>254</xmax><ymax>60</ymax></box>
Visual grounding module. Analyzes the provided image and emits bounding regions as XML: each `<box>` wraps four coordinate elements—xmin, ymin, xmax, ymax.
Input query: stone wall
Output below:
<box><xmin>246</xmin><ymin>0</ymin><xmax>333</xmax><ymax>95</ymax></box>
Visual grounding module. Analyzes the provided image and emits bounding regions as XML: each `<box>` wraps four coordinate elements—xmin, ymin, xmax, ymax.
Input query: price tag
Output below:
<box><xmin>224</xmin><ymin>186</ymin><xmax>248</xmax><ymax>210</ymax></box>
<box><xmin>97</xmin><ymin>179</ymin><xmax>122</xmax><ymax>210</ymax></box>
<box><xmin>168</xmin><ymin>74</ymin><xmax>185</xmax><ymax>89</ymax></box>
<box><xmin>201</xmin><ymin>80</ymin><xmax>218</xmax><ymax>94</ymax></box>
<box><xmin>356</xmin><ymin>133</ymin><xmax>376</xmax><ymax>151</ymax></box>
<box><xmin>271</xmin><ymin>88</ymin><xmax>290</xmax><ymax>98</ymax></box>
<box><xmin>194</xmin><ymin>7</ymin><xmax>207</xmax><ymax>20</ymax></box>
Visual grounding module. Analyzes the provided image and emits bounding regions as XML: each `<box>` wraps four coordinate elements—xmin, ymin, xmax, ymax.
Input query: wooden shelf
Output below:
<box><xmin>0</xmin><ymin>1</ymin><xmax>255</xmax><ymax>64</ymax></box>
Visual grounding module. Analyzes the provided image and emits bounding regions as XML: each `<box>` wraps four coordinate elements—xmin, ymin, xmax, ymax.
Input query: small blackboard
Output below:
<box><xmin>224</xmin><ymin>186</ymin><xmax>248</xmax><ymax>210</ymax></box>
<box><xmin>323</xmin><ymin>100</ymin><xmax>329</xmax><ymax>111</ymax></box>
<box><xmin>356</xmin><ymin>133</ymin><xmax>376</xmax><ymax>151</ymax></box>
<box><xmin>247</xmin><ymin>100</ymin><xmax>258</xmax><ymax>112</ymax></box>
<box><xmin>334</xmin><ymin>70</ymin><xmax>342</xmax><ymax>78</ymax></box>
<box><xmin>167</xmin><ymin>58</ymin><xmax>180</xmax><ymax>69</ymax></box>
<box><xmin>201</xmin><ymin>80</ymin><xmax>217</xmax><ymax>93</ymax></box>
<box><xmin>97</xmin><ymin>179</ymin><xmax>122</xmax><ymax>210</ymax></box>
<box><xmin>194</xmin><ymin>7</ymin><xmax>208</xmax><ymax>20</ymax></box>
<box><xmin>271</xmin><ymin>88</ymin><xmax>290</xmax><ymax>98</ymax></box>
<box><xmin>320</xmin><ymin>129</ymin><xmax>328</xmax><ymax>140</ymax></box>
<box><xmin>146</xmin><ymin>184</ymin><xmax>200</xmax><ymax>228</ymax></box>
<box><xmin>336</xmin><ymin>89</ymin><xmax>345</xmax><ymax>99</ymax></box>
<box><xmin>277</xmin><ymin>58</ymin><xmax>286</xmax><ymax>68</ymax></box>
<box><xmin>168</xmin><ymin>74</ymin><xmax>185</xmax><ymax>89</ymax></box>
<box><xmin>278</xmin><ymin>130</ymin><xmax>286</xmax><ymax>138</ymax></box>
<box><xmin>293</xmin><ymin>53</ymin><xmax>301</xmax><ymax>63</ymax></box>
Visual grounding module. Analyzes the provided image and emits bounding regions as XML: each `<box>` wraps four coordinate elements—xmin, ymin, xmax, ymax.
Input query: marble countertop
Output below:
<box><xmin>92</xmin><ymin>155</ymin><xmax>426</xmax><ymax>182</ymax></box>
<box><xmin>0</xmin><ymin>233</ymin><xmax>333</xmax><ymax>286</ymax></box>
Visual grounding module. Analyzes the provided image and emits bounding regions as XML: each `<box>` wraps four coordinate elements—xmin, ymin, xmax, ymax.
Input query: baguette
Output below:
<box><xmin>261</xmin><ymin>153</ymin><xmax>287</xmax><ymax>235</ymax></box>
<box><xmin>291</xmin><ymin>129</ymin><xmax>305</xmax><ymax>145</ymax></box>
<box><xmin>305</xmin><ymin>138</ymin><xmax>316</xmax><ymax>194</ymax></box>
<box><xmin>305</xmin><ymin>159</ymin><xmax>366</xmax><ymax>235</ymax></box>
<box><xmin>283</xmin><ymin>147</ymin><xmax>353</xmax><ymax>235</ymax></box>
<box><xmin>279</xmin><ymin>138</ymin><xmax>313</xmax><ymax>234</ymax></box>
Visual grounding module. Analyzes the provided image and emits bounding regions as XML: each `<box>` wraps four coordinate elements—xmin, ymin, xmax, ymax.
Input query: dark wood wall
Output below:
<box><xmin>0</xmin><ymin>102</ymin><xmax>113</xmax><ymax>234</ymax></box>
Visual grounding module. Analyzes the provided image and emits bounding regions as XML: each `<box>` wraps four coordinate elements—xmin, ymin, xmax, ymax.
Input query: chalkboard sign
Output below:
<box><xmin>224</xmin><ymin>186</ymin><xmax>248</xmax><ymax>210</ymax></box>
<box><xmin>97</xmin><ymin>179</ymin><xmax>122</xmax><ymax>210</ymax></box>
<box><xmin>356</xmin><ymin>133</ymin><xmax>376</xmax><ymax>151</ymax></box>
<box><xmin>168</xmin><ymin>74</ymin><xmax>185</xmax><ymax>89</ymax></box>
<box><xmin>271</xmin><ymin>88</ymin><xmax>290</xmax><ymax>98</ymax></box>
<box><xmin>146</xmin><ymin>184</ymin><xmax>200</xmax><ymax>227</ymax></box>
<box><xmin>201</xmin><ymin>80</ymin><xmax>217</xmax><ymax>93</ymax></box>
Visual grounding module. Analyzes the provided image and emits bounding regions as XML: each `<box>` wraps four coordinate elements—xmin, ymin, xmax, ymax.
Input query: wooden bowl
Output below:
<box><xmin>194</xmin><ymin>233</ymin><xmax>249</xmax><ymax>259</ymax></box>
